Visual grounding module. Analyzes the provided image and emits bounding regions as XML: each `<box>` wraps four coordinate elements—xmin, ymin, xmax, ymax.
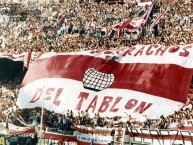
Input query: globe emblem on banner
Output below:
<box><xmin>83</xmin><ymin>56</ymin><xmax>119</xmax><ymax>91</ymax></box>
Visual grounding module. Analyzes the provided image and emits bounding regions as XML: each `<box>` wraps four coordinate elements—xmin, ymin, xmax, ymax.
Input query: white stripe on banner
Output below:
<box><xmin>76</xmin><ymin>132</ymin><xmax>112</xmax><ymax>144</ymax></box>
<box><xmin>38</xmin><ymin>44</ymin><xmax>193</xmax><ymax>68</ymax></box>
<box><xmin>17</xmin><ymin>78</ymin><xmax>183</xmax><ymax>120</ymax></box>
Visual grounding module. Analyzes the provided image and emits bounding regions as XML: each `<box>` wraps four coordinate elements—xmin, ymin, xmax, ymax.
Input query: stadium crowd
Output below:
<box><xmin>0</xmin><ymin>0</ymin><xmax>193</xmax><ymax>142</ymax></box>
<box><xmin>0</xmin><ymin>0</ymin><xmax>192</xmax><ymax>54</ymax></box>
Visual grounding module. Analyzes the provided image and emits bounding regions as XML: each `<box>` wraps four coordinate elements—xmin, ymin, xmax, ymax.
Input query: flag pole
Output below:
<box><xmin>39</xmin><ymin>86</ymin><xmax>45</xmax><ymax>145</ymax></box>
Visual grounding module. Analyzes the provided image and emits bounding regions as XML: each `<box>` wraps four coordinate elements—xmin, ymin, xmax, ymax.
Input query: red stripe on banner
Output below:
<box><xmin>21</xmin><ymin>55</ymin><xmax>192</xmax><ymax>103</ymax></box>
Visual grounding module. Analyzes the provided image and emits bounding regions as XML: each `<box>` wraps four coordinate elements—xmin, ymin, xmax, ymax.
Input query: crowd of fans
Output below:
<box><xmin>0</xmin><ymin>0</ymin><xmax>193</xmax><ymax>142</ymax></box>
<box><xmin>0</xmin><ymin>0</ymin><xmax>192</xmax><ymax>54</ymax></box>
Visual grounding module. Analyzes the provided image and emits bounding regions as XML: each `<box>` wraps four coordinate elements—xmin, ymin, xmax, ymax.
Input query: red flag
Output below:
<box><xmin>112</xmin><ymin>1</ymin><xmax>154</xmax><ymax>37</ymax></box>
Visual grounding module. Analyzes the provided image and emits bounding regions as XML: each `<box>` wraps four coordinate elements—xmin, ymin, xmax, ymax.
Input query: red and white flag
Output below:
<box><xmin>112</xmin><ymin>1</ymin><xmax>154</xmax><ymax>37</ymax></box>
<box><xmin>150</xmin><ymin>9</ymin><xmax>168</xmax><ymax>28</ymax></box>
<box><xmin>0</xmin><ymin>51</ymin><xmax>43</xmax><ymax>69</ymax></box>
<box><xmin>8</xmin><ymin>123</ymin><xmax>35</xmax><ymax>134</ymax></box>
<box><xmin>0</xmin><ymin>53</ymin><xmax>26</xmax><ymax>61</ymax></box>
<box><xmin>17</xmin><ymin>44</ymin><xmax>193</xmax><ymax>120</ymax></box>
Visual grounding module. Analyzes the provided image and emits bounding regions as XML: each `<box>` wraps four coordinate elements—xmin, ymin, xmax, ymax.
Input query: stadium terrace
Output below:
<box><xmin>0</xmin><ymin>0</ymin><xmax>193</xmax><ymax>145</ymax></box>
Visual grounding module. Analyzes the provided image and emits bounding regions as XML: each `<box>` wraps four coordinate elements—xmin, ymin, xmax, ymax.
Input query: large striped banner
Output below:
<box><xmin>17</xmin><ymin>44</ymin><xmax>193</xmax><ymax>120</ymax></box>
